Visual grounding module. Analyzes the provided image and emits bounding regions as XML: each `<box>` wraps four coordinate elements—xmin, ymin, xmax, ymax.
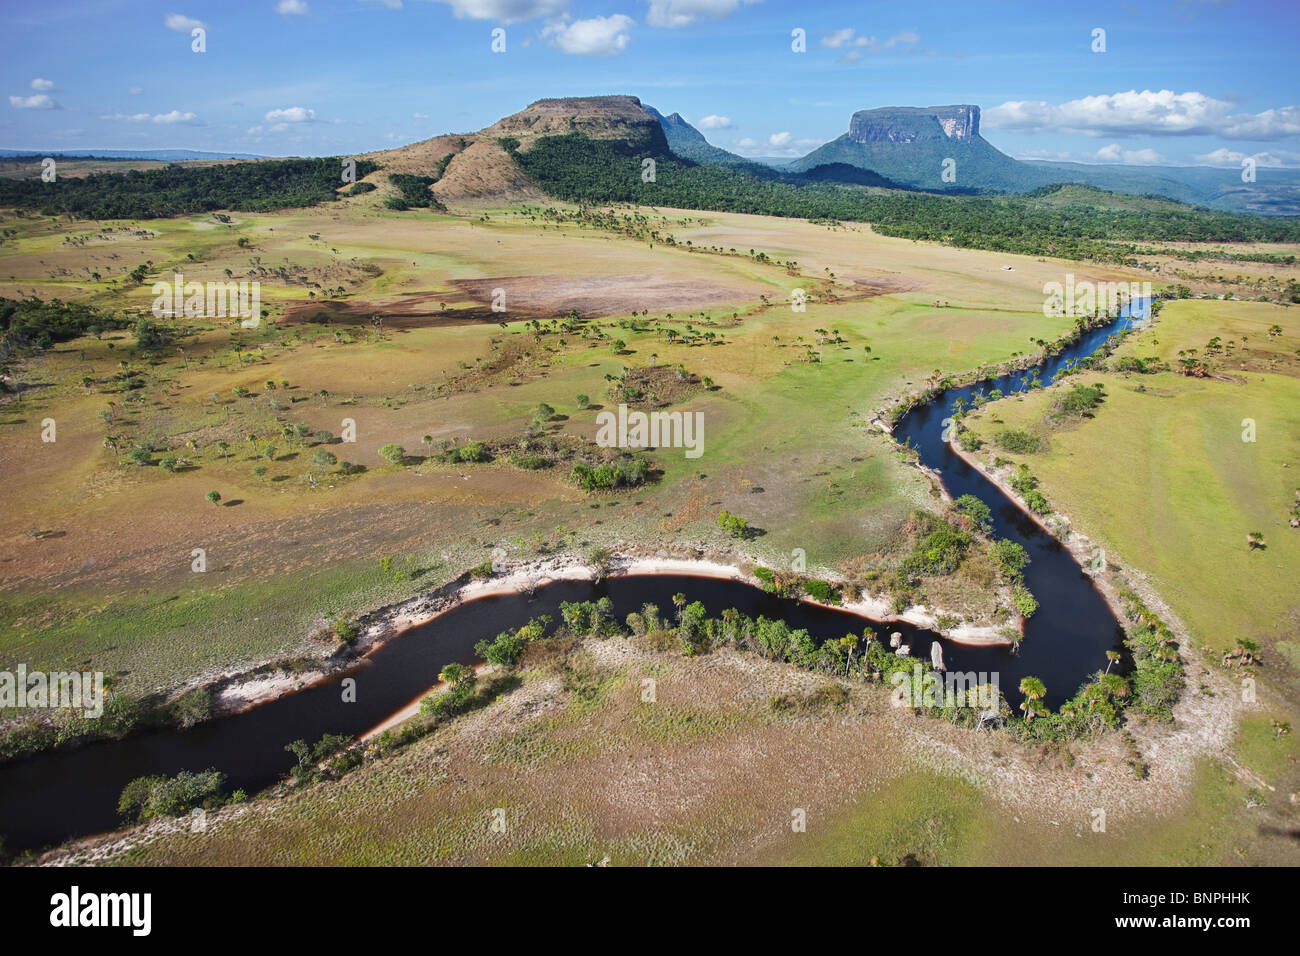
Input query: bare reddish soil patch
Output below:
<box><xmin>452</xmin><ymin>274</ymin><xmax>755</xmax><ymax>318</ymax></box>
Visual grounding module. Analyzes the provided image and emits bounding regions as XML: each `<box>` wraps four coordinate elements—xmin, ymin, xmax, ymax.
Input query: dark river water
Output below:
<box><xmin>0</xmin><ymin>302</ymin><xmax>1144</xmax><ymax>854</ymax></box>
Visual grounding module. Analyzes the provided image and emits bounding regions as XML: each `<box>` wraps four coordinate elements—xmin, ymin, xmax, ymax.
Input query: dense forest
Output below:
<box><xmin>0</xmin><ymin>157</ymin><xmax>379</xmax><ymax>219</ymax></box>
<box><xmin>513</xmin><ymin>134</ymin><xmax>1300</xmax><ymax>262</ymax></box>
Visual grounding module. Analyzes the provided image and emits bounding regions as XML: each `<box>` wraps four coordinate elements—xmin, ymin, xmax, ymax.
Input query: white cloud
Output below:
<box><xmin>542</xmin><ymin>15</ymin><xmax>634</xmax><ymax>56</ymax></box>
<box><xmin>821</xmin><ymin>28</ymin><xmax>859</xmax><ymax>49</ymax></box>
<box><xmin>1094</xmin><ymin>143</ymin><xmax>1166</xmax><ymax>164</ymax></box>
<box><xmin>1194</xmin><ymin>147</ymin><xmax>1300</xmax><ymax>168</ymax></box>
<box><xmin>264</xmin><ymin>106</ymin><xmax>317</xmax><ymax>123</ymax></box>
<box><xmin>9</xmin><ymin>94</ymin><xmax>60</xmax><ymax>110</ymax></box>
<box><xmin>276</xmin><ymin>0</ymin><xmax>309</xmax><ymax>13</ymax></box>
<box><xmin>360</xmin><ymin>0</ymin><xmax>402</xmax><ymax>6</ymax></box>
<box><xmin>30</xmin><ymin>78</ymin><xmax>55</xmax><ymax>91</ymax></box>
<box><xmin>412</xmin><ymin>112</ymin><xmax>429</xmax><ymax>119</ymax></box>
<box><xmin>986</xmin><ymin>89</ymin><xmax>1300</xmax><ymax>140</ymax></box>
<box><xmin>432</xmin><ymin>0</ymin><xmax>567</xmax><ymax>22</ymax></box>
<box><xmin>165</xmin><ymin>13</ymin><xmax>206</xmax><ymax>32</ymax></box>
<box><xmin>821</xmin><ymin>28</ymin><xmax>918</xmax><ymax>52</ymax></box>
<box><xmin>730</xmin><ymin>132</ymin><xmax>822</xmax><ymax>157</ymax></box>
<box><xmin>128</xmin><ymin>86</ymin><xmax>144</xmax><ymax>95</ymax></box>
<box><xmin>696</xmin><ymin>114</ymin><xmax>731</xmax><ymax>129</ymax></box>
<box><xmin>101</xmin><ymin>110</ymin><xmax>201</xmax><ymax>124</ymax></box>
<box><xmin>646</xmin><ymin>0</ymin><xmax>755</xmax><ymax>29</ymax></box>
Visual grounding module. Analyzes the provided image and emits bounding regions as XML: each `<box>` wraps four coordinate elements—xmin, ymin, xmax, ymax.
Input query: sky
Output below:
<box><xmin>2</xmin><ymin>0</ymin><xmax>1298</xmax><ymax>168</ymax></box>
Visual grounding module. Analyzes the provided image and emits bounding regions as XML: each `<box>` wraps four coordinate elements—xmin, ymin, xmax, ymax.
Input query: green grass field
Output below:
<box><xmin>963</xmin><ymin>300</ymin><xmax>1299</xmax><ymax>674</ymax></box>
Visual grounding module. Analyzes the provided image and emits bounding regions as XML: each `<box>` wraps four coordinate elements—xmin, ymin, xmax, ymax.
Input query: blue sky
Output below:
<box><xmin>2</xmin><ymin>0</ymin><xmax>1298</xmax><ymax>167</ymax></box>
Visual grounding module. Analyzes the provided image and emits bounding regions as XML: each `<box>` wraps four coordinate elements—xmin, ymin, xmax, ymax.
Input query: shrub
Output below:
<box><xmin>995</xmin><ymin>429</ymin><xmax>1043</xmax><ymax>454</ymax></box>
<box><xmin>993</xmin><ymin>538</ymin><xmax>1029</xmax><ymax>578</ymax></box>
<box><xmin>716</xmin><ymin>510</ymin><xmax>750</xmax><ymax>538</ymax></box>
<box><xmin>117</xmin><ymin>769</ymin><xmax>226</xmax><ymax>822</ymax></box>
<box><xmin>1054</xmin><ymin>383</ymin><xmax>1104</xmax><ymax>417</ymax></box>
<box><xmin>802</xmin><ymin>579</ymin><xmax>841</xmax><ymax>604</ymax></box>
<box><xmin>1012</xmin><ymin>583</ymin><xmax>1039</xmax><ymax>618</ymax></box>
<box><xmin>904</xmin><ymin>523</ymin><xmax>971</xmax><ymax>576</ymax></box>
<box><xmin>955</xmin><ymin>494</ymin><xmax>992</xmax><ymax>531</ymax></box>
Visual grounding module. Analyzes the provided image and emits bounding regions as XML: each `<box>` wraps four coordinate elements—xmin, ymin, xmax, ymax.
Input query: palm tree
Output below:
<box><xmin>1104</xmin><ymin>650</ymin><xmax>1121</xmax><ymax>674</ymax></box>
<box><xmin>672</xmin><ymin>592</ymin><xmax>686</xmax><ymax>624</ymax></box>
<box><xmin>1018</xmin><ymin>677</ymin><xmax>1046</xmax><ymax>722</ymax></box>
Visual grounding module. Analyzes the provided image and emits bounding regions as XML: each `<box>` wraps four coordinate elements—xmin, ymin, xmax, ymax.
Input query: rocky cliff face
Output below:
<box><xmin>848</xmin><ymin>105</ymin><xmax>980</xmax><ymax>144</ymax></box>
<box><xmin>487</xmin><ymin>95</ymin><xmax>667</xmax><ymax>153</ymax></box>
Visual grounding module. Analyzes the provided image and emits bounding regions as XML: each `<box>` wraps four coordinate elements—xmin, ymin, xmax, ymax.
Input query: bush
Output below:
<box><xmin>993</xmin><ymin>538</ymin><xmax>1029</xmax><ymax>578</ymax></box>
<box><xmin>452</xmin><ymin>440</ymin><xmax>488</xmax><ymax>463</ymax></box>
<box><xmin>802</xmin><ymin>579</ymin><xmax>841</xmax><ymax>604</ymax></box>
<box><xmin>716</xmin><ymin>510</ymin><xmax>750</xmax><ymax>538</ymax></box>
<box><xmin>1012</xmin><ymin>583</ymin><xmax>1039</xmax><ymax>618</ymax></box>
<box><xmin>995</xmin><ymin>429</ymin><xmax>1043</xmax><ymax>454</ymax></box>
<box><xmin>508</xmin><ymin>453</ymin><xmax>550</xmax><ymax>470</ymax></box>
<box><xmin>955</xmin><ymin>494</ymin><xmax>992</xmax><ymax>531</ymax></box>
<box><xmin>904</xmin><ymin>523</ymin><xmax>971</xmax><ymax>576</ymax></box>
<box><xmin>571</xmin><ymin>456</ymin><xmax>649</xmax><ymax>492</ymax></box>
<box><xmin>117</xmin><ymin>768</ymin><xmax>226</xmax><ymax>822</ymax></box>
<box><xmin>1054</xmin><ymin>383</ymin><xmax>1104</xmax><ymax>417</ymax></box>
<box><xmin>378</xmin><ymin>443</ymin><xmax>406</xmax><ymax>464</ymax></box>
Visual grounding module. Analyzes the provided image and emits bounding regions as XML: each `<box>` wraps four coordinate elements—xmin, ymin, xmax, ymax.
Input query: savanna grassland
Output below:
<box><xmin>0</xmin><ymin>196</ymin><xmax>1139</xmax><ymax>695</ymax></box>
<box><xmin>3</xmin><ymin>176</ymin><xmax>1299</xmax><ymax>866</ymax></box>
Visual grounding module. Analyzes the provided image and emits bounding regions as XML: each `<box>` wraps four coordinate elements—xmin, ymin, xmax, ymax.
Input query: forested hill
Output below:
<box><xmin>0</xmin><ymin>157</ymin><xmax>378</xmax><ymax>219</ymax></box>
<box><xmin>510</xmin><ymin>133</ymin><xmax>1300</xmax><ymax>262</ymax></box>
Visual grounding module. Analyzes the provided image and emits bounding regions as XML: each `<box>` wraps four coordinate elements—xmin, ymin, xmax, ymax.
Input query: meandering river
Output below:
<box><xmin>0</xmin><ymin>301</ymin><xmax>1144</xmax><ymax>853</ymax></box>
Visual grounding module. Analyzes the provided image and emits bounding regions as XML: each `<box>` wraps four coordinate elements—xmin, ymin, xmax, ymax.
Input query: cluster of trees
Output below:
<box><xmin>0</xmin><ymin>295</ymin><xmax>131</xmax><ymax>352</ymax></box>
<box><xmin>0</xmin><ymin>157</ymin><xmax>380</xmax><ymax>218</ymax></box>
<box><xmin>117</xmin><ymin>768</ymin><xmax>236</xmax><ymax>823</ymax></box>
<box><xmin>385</xmin><ymin>173</ymin><xmax>442</xmax><ymax>211</ymax></box>
<box><xmin>571</xmin><ymin>456</ymin><xmax>649</xmax><ymax>491</ymax></box>
<box><xmin>513</xmin><ymin>133</ymin><xmax>1300</xmax><ymax>262</ymax></box>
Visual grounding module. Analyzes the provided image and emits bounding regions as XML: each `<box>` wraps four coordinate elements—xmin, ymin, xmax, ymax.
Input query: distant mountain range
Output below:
<box><xmin>777</xmin><ymin>104</ymin><xmax>1299</xmax><ymax>216</ymax></box>
<box><xmin>14</xmin><ymin>98</ymin><xmax>1295</xmax><ymax>216</ymax></box>
<box><xmin>372</xmin><ymin>96</ymin><xmax>1298</xmax><ymax>216</ymax></box>
<box><xmin>0</xmin><ymin>148</ymin><xmax>265</xmax><ymax>161</ymax></box>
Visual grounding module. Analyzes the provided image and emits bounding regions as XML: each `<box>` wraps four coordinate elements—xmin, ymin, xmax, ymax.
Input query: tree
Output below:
<box><xmin>1104</xmin><ymin>650</ymin><xmax>1121</xmax><ymax>674</ymax></box>
<box><xmin>1018</xmin><ymin>676</ymin><xmax>1046</xmax><ymax>722</ymax></box>
<box><xmin>379</xmin><ymin>443</ymin><xmax>406</xmax><ymax>465</ymax></box>
<box><xmin>1247</xmin><ymin>531</ymin><xmax>1266</xmax><ymax>550</ymax></box>
<box><xmin>955</xmin><ymin>494</ymin><xmax>992</xmax><ymax>531</ymax></box>
<box><xmin>575</xmin><ymin>393</ymin><xmax>590</xmax><ymax>409</ymax></box>
<box><xmin>439</xmin><ymin>662</ymin><xmax>471</xmax><ymax>685</ymax></box>
<box><xmin>716</xmin><ymin>509</ymin><xmax>750</xmax><ymax>538</ymax></box>
<box><xmin>205</xmin><ymin>490</ymin><xmax>221</xmax><ymax>506</ymax></box>
<box><xmin>311</xmin><ymin>449</ymin><xmax>337</xmax><ymax>469</ymax></box>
